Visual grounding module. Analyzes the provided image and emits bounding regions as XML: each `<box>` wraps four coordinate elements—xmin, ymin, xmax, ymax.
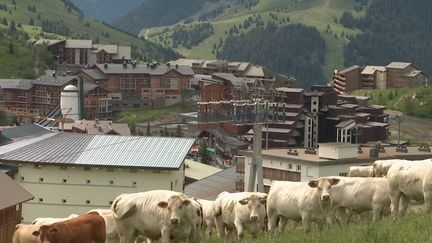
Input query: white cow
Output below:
<box><xmin>348</xmin><ymin>166</ymin><xmax>373</xmax><ymax>177</ymax></box>
<box><xmin>31</xmin><ymin>214</ymin><xmax>79</xmax><ymax>225</ymax></box>
<box><xmin>309</xmin><ymin>176</ymin><xmax>390</xmax><ymax>222</ymax></box>
<box><xmin>88</xmin><ymin>209</ymin><xmax>120</xmax><ymax>243</ymax></box>
<box><xmin>12</xmin><ymin>224</ymin><xmax>41</xmax><ymax>243</ymax></box>
<box><xmin>112</xmin><ymin>190</ymin><xmax>202</xmax><ymax>243</ymax></box>
<box><xmin>194</xmin><ymin>199</ymin><xmax>215</xmax><ymax>236</ymax></box>
<box><xmin>213</xmin><ymin>191</ymin><xmax>267</xmax><ymax>240</ymax></box>
<box><xmin>267</xmin><ymin>181</ymin><xmax>329</xmax><ymax>234</ymax></box>
<box><xmin>387</xmin><ymin>159</ymin><xmax>432</xmax><ymax>218</ymax></box>
<box><xmin>371</xmin><ymin>159</ymin><xmax>410</xmax><ymax>177</ymax></box>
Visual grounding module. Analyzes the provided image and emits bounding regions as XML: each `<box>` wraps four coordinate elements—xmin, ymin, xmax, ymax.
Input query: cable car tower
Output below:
<box><xmin>197</xmin><ymin>98</ymin><xmax>282</xmax><ymax>192</ymax></box>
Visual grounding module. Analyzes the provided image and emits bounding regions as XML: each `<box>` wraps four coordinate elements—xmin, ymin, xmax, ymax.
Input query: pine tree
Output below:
<box><xmin>8</xmin><ymin>42</ymin><xmax>14</xmax><ymax>54</ymax></box>
<box><xmin>146</xmin><ymin>122</ymin><xmax>151</xmax><ymax>136</ymax></box>
<box><xmin>2</xmin><ymin>18</ymin><xmax>8</xmax><ymax>26</ymax></box>
<box><xmin>175</xmin><ymin>124</ymin><xmax>183</xmax><ymax>137</ymax></box>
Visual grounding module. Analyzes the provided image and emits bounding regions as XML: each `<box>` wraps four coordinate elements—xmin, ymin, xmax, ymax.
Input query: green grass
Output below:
<box><xmin>352</xmin><ymin>87</ymin><xmax>432</xmax><ymax>119</ymax></box>
<box><xmin>113</xmin><ymin>102</ymin><xmax>196</xmax><ymax>126</ymax></box>
<box><xmin>204</xmin><ymin>212</ymin><xmax>432</xmax><ymax>242</ymax></box>
<box><xmin>0</xmin><ymin>0</ymin><xmax>173</xmax><ymax>60</ymax></box>
<box><xmin>140</xmin><ymin>0</ymin><xmax>361</xmax><ymax>79</ymax></box>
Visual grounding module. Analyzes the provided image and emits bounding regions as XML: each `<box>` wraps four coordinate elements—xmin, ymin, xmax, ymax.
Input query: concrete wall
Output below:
<box><xmin>375</xmin><ymin>70</ymin><xmax>387</xmax><ymax>89</ymax></box>
<box><xmin>318</xmin><ymin>143</ymin><xmax>358</xmax><ymax>160</ymax></box>
<box><xmin>12</xmin><ymin>163</ymin><xmax>184</xmax><ymax>223</ymax></box>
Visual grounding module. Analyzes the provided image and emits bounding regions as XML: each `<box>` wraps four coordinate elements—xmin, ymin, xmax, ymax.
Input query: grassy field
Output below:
<box><xmin>203</xmin><ymin>212</ymin><xmax>432</xmax><ymax>243</ymax></box>
<box><xmin>141</xmin><ymin>0</ymin><xmax>361</xmax><ymax>79</ymax></box>
<box><xmin>113</xmin><ymin>102</ymin><xmax>196</xmax><ymax>126</ymax></box>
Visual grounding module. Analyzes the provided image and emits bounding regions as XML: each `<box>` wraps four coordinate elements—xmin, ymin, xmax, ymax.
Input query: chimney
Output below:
<box><xmin>52</xmin><ymin>70</ymin><xmax>56</xmax><ymax>77</ymax></box>
<box><xmin>167</xmin><ymin>63</ymin><xmax>171</xmax><ymax>67</ymax></box>
<box><xmin>132</xmin><ymin>61</ymin><xmax>137</xmax><ymax>68</ymax></box>
<box><xmin>175</xmin><ymin>64</ymin><xmax>179</xmax><ymax>69</ymax></box>
<box><xmin>104</xmin><ymin>63</ymin><xmax>108</xmax><ymax>69</ymax></box>
<box><xmin>122</xmin><ymin>61</ymin><xmax>127</xmax><ymax>68</ymax></box>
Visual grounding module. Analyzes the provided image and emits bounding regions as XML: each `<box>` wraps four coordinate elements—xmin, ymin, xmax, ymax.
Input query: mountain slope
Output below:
<box><xmin>134</xmin><ymin>0</ymin><xmax>360</xmax><ymax>86</ymax></box>
<box><xmin>113</xmin><ymin>0</ymin><xmax>210</xmax><ymax>35</ymax></box>
<box><xmin>0</xmin><ymin>0</ymin><xmax>180</xmax><ymax>62</ymax></box>
<box><xmin>70</xmin><ymin>0</ymin><xmax>143</xmax><ymax>23</ymax></box>
<box><xmin>344</xmin><ymin>0</ymin><xmax>432</xmax><ymax>78</ymax></box>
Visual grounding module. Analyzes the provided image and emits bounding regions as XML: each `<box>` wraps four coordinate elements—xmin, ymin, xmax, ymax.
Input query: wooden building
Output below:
<box><xmin>0</xmin><ymin>169</ymin><xmax>33</xmax><ymax>243</ymax></box>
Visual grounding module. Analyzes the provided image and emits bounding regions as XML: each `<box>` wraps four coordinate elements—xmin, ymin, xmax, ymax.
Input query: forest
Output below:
<box><xmin>344</xmin><ymin>0</ymin><xmax>432</xmax><ymax>78</ymax></box>
<box><xmin>172</xmin><ymin>23</ymin><xmax>214</xmax><ymax>49</ymax></box>
<box><xmin>217</xmin><ymin>23</ymin><xmax>326</xmax><ymax>88</ymax></box>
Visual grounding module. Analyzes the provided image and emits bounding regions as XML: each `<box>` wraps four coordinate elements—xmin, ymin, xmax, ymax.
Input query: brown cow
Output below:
<box><xmin>31</xmin><ymin>212</ymin><xmax>106</xmax><ymax>243</ymax></box>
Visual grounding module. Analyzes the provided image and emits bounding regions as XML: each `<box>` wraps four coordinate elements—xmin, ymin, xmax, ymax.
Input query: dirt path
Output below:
<box><xmin>388</xmin><ymin>115</ymin><xmax>432</xmax><ymax>144</ymax></box>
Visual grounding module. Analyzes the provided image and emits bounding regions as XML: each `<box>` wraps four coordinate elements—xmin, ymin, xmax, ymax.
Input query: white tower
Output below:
<box><xmin>60</xmin><ymin>85</ymin><xmax>80</xmax><ymax>121</ymax></box>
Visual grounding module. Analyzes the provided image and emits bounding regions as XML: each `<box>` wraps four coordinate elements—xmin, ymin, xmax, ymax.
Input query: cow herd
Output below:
<box><xmin>12</xmin><ymin>158</ymin><xmax>432</xmax><ymax>243</ymax></box>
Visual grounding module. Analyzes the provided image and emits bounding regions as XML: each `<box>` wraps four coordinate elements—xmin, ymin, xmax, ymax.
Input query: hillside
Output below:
<box><xmin>0</xmin><ymin>33</ymin><xmax>53</xmax><ymax>78</ymax></box>
<box><xmin>126</xmin><ymin>0</ymin><xmax>361</xmax><ymax>86</ymax></box>
<box><xmin>343</xmin><ymin>0</ymin><xmax>432</xmax><ymax>78</ymax></box>
<box><xmin>0</xmin><ymin>0</ymin><xmax>180</xmax><ymax>64</ymax></box>
<box><xmin>70</xmin><ymin>0</ymin><xmax>142</xmax><ymax>23</ymax></box>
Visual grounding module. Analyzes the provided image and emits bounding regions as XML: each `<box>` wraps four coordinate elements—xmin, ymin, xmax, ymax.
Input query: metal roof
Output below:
<box><xmin>1</xmin><ymin>124</ymin><xmax>54</xmax><ymax>141</ymax></box>
<box><xmin>212</xmin><ymin>73</ymin><xmax>246</xmax><ymax>87</ymax></box>
<box><xmin>0</xmin><ymin>133</ymin><xmax>195</xmax><ymax>169</ymax></box>
<box><xmin>386</xmin><ymin>62</ymin><xmax>412</xmax><ymax>69</ymax></box>
<box><xmin>361</xmin><ymin>65</ymin><xmax>387</xmax><ymax>75</ymax></box>
<box><xmin>81</xmin><ymin>69</ymin><xmax>106</xmax><ymax>80</ymax></box>
<box><xmin>185</xmin><ymin>166</ymin><xmax>237</xmax><ymax>200</ymax></box>
<box><xmin>65</xmin><ymin>39</ymin><xmax>93</xmax><ymax>49</ymax></box>
<box><xmin>0</xmin><ymin>171</ymin><xmax>33</xmax><ymax>210</ymax></box>
<box><xmin>0</xmin><ymin>79</ymin><xmax>33</xmax><ymax>90</ymax></box>
<box><xmin>95</xmin><ymin>64</ymin><xmax>194</xmax><ymax>76</ymax></box>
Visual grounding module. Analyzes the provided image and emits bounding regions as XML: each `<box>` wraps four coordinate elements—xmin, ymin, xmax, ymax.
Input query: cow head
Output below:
<box><xmin>308</xmin><ymin>177</ymin><xmax>340</xmax><ymax>202</ymax></box>
<box><xmin>32</xmin><ymin>225</ymin><xmax>57</xmax><ymax>243</ymax></box>
<box><xmin>238</xmin><ymin>193</ymin><xmax>267</xmax><ymax>223</ymax></box>
<box><xmin>158</xmin><ymin>195</ymin><xmax>191</xmax><ymax>225</ymax></box>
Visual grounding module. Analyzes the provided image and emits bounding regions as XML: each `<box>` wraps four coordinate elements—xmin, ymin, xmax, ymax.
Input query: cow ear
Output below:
<box><xmin>329</xmin><ymin>178</ymin><xmax>340</xmax><ymax>186</ymax></box>
<box><xmin>239</xmin><ymin>198</ymin><xmax>249</xmax><ymax>205</ymax></box>
<box><xmin>32</xmin><ymin>231</ymin><xmax>40</xmax><ymax>236</ymax></box>
<box><xmin>157</xmin><ymin>201</ymin><xmax>168</xmax><ymax>208</ymax></box>
<box><xmin>260</xmin><ymin>198</ymin><xmax>267</xmax><ymax>205</ymax></box>
<box><xmin>182</xmin><ymin>199</ymin><xmax>191</xmax><ymax>206</ymax></box>
<box><xmin>308</xmin><ymin>180</ymin><xmax>318</xmax><ymax>188</ymax></box>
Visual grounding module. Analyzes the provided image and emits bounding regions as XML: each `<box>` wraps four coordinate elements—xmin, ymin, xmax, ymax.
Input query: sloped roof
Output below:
<box><xmin>0</xmin><ymin>132</ymin><xmax>195</xmax><ymax>169</ymax></box>
<box><xmin>184</xmin><ymin>159</ymin><xmax>222</xmax><ymax>181</ymax></box>
<box><xmin>0</xmin><ymin>172</ymin><xmax>33</xmax><ymax>210</ymax></box>
<box><xmin>81</xmin><ymin>69</ymin><xmax>106</xmax><ymax>80</ymax></box>
<box><xmin>65</xmin><ymin>40</ymin><xmax>93</xmax><ymax>49</ymax></box>
<box><xmin>34</xmin><ymin>39</ymin><xmax>64</xmax><ymax>46</ymax></box>
<box><xmin>0</xmin><ymin>79</ymin><xmax>33</xmax><ymax>90</ymax></box>
<box><xmin>1</xmin><ymin>124</ymin><xmax>53</xmax><ymax>142</ymax></box>
<box><xmin>339</xmin><ymin>65</ymin><xmax>361</xmax><ymax>75</ymax></box>
<box><xmin>185</xmin><ymin>166</ymin><xmax>237</xmax><ymax>200</ymax></box>
<box><xmin>113</xmin><ymin>46</ymin><xmax>132</xmax><ymax>60</ymax></box>
<box><xmin>212</xmin><ymin>73</ymin><xmax>246</xmax><ymax>87</ymax></box>
<box><xmin>386</xmin><ymin>62</ymin><xmax>412</xmax><ymax>69</ymax></box>
<box><xmin>361</xmin><ymin>65</ymin><xmax>387</xmax><ymax>75</ymax></box>
<box><xmin>403</xmin><ymin>70</ymin><xmax>424</xmax><ymax>77</ymax></box>
<box><xmin>95</xmin><ymin>64</ymin><xmax>194</xmax><ymax>76</ymax></box>
<box><xmin>92</xmin><ymin>44</ymin><xmax>118</xmax><ymax>54</ymax></box>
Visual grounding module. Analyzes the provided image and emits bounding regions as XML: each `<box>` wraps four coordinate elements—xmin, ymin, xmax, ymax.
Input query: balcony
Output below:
<box><xmin>236</xmin><ymin>162</ymin><xmax>245</xmax><ymax>174</ymax></box>
<box><xmin>332</xmin><ymin>78</ymin><xmax>346</xmax><ymax>87</ymax></box>
<box><xmin>235</xmin><ymin>181</ymin><xmax>245</xmax><ymax>192</ymax></box>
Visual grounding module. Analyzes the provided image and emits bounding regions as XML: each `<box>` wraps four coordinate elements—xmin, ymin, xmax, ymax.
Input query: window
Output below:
<box><xmin>35</xmin><ymin>164</ymin><xmax>42</xmax><ymax>169</ymax></box>
<box><xmin>86</xmin><ymin>179</ymin><xmax>91</xmax><ymax>184</ymax></box>
<box><xmin>39</xmin><ymin>178</ymin><xmax>44</xmax><ymax>182</ymax></box>
<box><xmin>139</xmin><ymin>78</ymin><xmax>150</xmax><ymax>88</ymax></box>
<box><xmin>20</xmin><ymin>176</ymin><xmax>24</xmax><ymax>181</ymax></box>
<box><xmin>339</xmin><ymin>172</ymin><xmax>348</xmax><ymax>177</ymax></box>
<box><xmin>109</xmin><ymin>201</ymin><xmax>113</xmax><ymax>205</ymax></box>
<box><xmin>84</xmin><ymin>166</ymin><xmax>91</xmax><ymax>171</ymax></box>
<box><xmin>39</xmin><ymin>198</ymin><xmax>43</xmax><ymax>202</ymax></box>
<box><xmin>288</xmin><ymin>164</ymin><xmax>293</xmax><ymax>170</ymax></box>
<box><xmin>86</xmin><ymin>200</ymin><xmax>90</xmax><ymax>204</ymax></box>
<box><xmin>109</xmin><ymin>180</ymin><xmax>114</xmax><ymax>185</ymax></box>
<box><xmin>132</xmin><ymin>181</ymin><xmax>137</xmax><ymax>186</ymax></box>
<box><xmin>297</xmin><ymin>165</ymin><xmax>302</xmax><ymax>171</ymax></box>
<box><xmin>63</xmin><ymin>179</ymin><xmax>67</xmax><ymax>183</ymax></box>
<box><xmin>62</xmin><ymin>199</ymin><xmax>67</xmax><ymax>203</ymax></box>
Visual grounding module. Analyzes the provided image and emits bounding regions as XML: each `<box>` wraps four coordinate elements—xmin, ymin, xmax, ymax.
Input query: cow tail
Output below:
<box><xmin>111</xmin><ymin>194</ymin><xmax>135</xmax><ymax>219</ymax></box>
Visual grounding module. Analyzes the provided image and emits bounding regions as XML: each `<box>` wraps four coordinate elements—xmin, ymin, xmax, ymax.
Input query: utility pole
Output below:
<box><xmin>248</xmin><ymin>123</ymin><xmax>264</xmax><ymax>192</ymax></box>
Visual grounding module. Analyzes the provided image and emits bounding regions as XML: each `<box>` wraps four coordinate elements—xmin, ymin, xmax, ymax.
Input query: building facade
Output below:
<box><xmin>0</xmin><ymin>126</ymin><xmax>194</xmax><ymax>223</ymax></box>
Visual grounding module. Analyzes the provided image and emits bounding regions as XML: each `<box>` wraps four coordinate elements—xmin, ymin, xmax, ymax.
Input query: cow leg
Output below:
<box><xmin>278</xmin><ymin>216</ymin><xmax>288</xmax><ymax>234</ymax></box>
<box><xmin>372</xmin><ymin>205</ymin><xmax>383</xmax><ymax>222</ymax></box>
<box><xmin>424</xmin><ymin>191</ymin><xmax>432</xmax><ymax>212</ymax></box>
<box><xmin>398</xmin><ymin>194</ymin><xmax>410</xmax><ymax>217</ymax></box>
<box><xmin>234</xmin><ymin>219</ymin><xmax>245</xmax><ymax>240</ymax></box>
<box><xmin>389</xmin><ymin>189</ymin><xmax>401</xmax><ymax>219</ymax></box>
<box><xmin>214</xmin><ymin>216</ymin><xmax>226</xmax><ymax>238</ymax></box>
<box><xmin>267</xmin><ymin>212</ymin><xmax>279</xmax><ymax>235</ymax></box>
<box><xmin>301</xmin><ymin>212</ymin><xmax>312</xmax><ymax>233</ymax></box>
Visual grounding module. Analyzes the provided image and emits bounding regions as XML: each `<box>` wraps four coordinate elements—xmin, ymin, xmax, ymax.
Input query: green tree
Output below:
<box><xmin>388</xmin><ymin>91</ymin><xmax>394</xmax><ymax>100</ymax></box>
<box><xmin>197</xmin><ymin>140</ymin><xmax>211</xmax><ymax>164</ymax></box>
<box><xmin>2</xmin><ymin>18</ymin><xmax>8</xmax><ymax>26</ymax></box>
<box><xmin>8</xmin><ymin>42</ymin><xmax>14</xmax><ymax>54</ymax></box>
<box><xmin>146</xmin><ymin>121</ymin><xmax>151</xmax><ymax>136</ymax></box>
<box><xmin>403</xmin><ymin>98</ymin><xmax>416</xmax><ymax>116</ymax></box>
<box><xmin>129</xmin><ymin>123</ymin><xmax>136</xmax><ymax>135</ymax></box>
<box><xmin>175</xmin><ymin>124</ymin><xmax>183</xmax><ymax>137</ymax></box>
<box><xmin>0</xmin><ymin>111</ymin><xmax>10</xmax><ymax>126</ymax></box>
<box><xmin>29</xmin><ymin>18</ymin><xmax>34</xmax><ymax>25</ymax></box>
<box><xmin>163</xmin><ymin>125</ymin><xmax>169</xmax><ymax>137</ymax></box>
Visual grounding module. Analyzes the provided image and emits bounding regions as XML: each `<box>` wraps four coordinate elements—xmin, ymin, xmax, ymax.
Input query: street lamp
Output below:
<box><xmin>394</xmin><ymin>115</ymin><xmax>403</xmax><ymax>147</ymax></box>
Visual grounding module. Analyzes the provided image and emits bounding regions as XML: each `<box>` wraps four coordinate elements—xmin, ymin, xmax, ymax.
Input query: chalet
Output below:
<box><xmin>386</xmin><ymin>62</ymin><xmax>428</xmax><ymax>88</ymax></box>
<box><xmin>0</xmin><ymin>170</ymin><xmax>33</xmax><ymax>243</ymax></box>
